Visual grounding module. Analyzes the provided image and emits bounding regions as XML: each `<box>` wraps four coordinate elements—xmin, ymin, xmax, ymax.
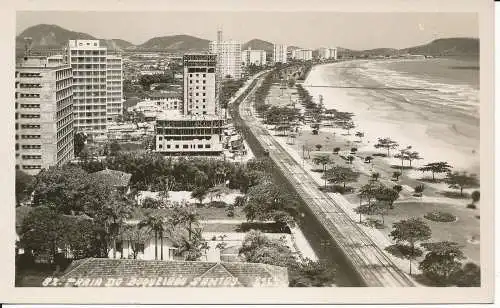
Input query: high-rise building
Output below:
<box><xmin>106</xmin><ymin>55</ymin><xmax>123</xmax><ymax>121</ymax></box>
<box><xmin>154</xmin><ymin>53</ymin><xmax>224</xmax><ymax>156</ymax></box>
<box><xmin>318</xmin><ymin>47</ymin><xmax>338</xmax><ymax>60</ymax></box>
<box><xmin>67</xmin><ymin>40</ymin><xmax>108</xmax><ymax>137</ymax></box>
<box><xmin>273</xmin><ymin>44</ymin><xmax>288</xmax><ymax>64</ymax></box>
<box><xmin>291</xmin><ymin>49</ymin><xmax>313</xmax><ymax>61</ymax></box>
<box><xmin>209</xmin><ymin>39</ymin><xmax>242</xmax><ymax>80</ymax></box>
<box><xmin>15</xmin><ymin>55</ymin><xmax>74</xmax><ymax>175</ymax></box>
<box><xmin>182</xmin><ymin>54</ymin><xmax>217</xmax><ymax>115</ymax></box>
<box><xmin>241</xmin><ymin>49</ymin><xmax>267</xmax><ymax>66</ymax></box>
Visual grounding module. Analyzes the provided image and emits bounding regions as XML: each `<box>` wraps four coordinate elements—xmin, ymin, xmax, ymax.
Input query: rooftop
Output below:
<box><xmin>51</xmin><ymin>258</ymin><xmax>288</xmax><ymax>287</ymax></box>
<box><xmin>156</xmin><ymin>113</ymin><xmax>224</xmax><ymax>121</ymax></box>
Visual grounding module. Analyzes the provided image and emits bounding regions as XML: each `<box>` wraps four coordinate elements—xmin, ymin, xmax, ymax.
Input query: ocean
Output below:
<box><xmin>305</xmin><ymin>57</ymin><xmax>480</xmax><ymax>175</ymax></box>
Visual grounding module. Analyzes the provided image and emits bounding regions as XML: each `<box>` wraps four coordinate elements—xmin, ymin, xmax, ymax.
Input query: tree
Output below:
<box><xmin>233</xmin><ymin>195</ymin><xmax>246</xmax><ymax>207</ymax></box>
<box><xmin>393</xmin><ymin>185</ymin><xmax>403</xmax><ymax>194</ymax></box>
<box><xmin>243</xmin><ymin>179</ymin><xmax>297</xmax><ymax>229</ymax></box>
<box><xmin>312</xmin><ymin>154</ymin><xmax>331</xmax><ymax>173</ymax></box>
<box><xmin>141</xmin><ymin>197</ymin><xmax>163</xmax><ymax>209</ymax></box>
<box><xmin>418</xmin><ymin>162</ymin><xmax>453</xmax><ymax>181</ymax></box>
<box><xmin>375</xmin><ymin>187</ymin><xmax>400</xmax><ymax>209</ymax></box>
<box><xmin>347</xmin><ymin>155</ymin><xmax>355</xmax><ymax>164</ymax></box>
<box><xmin>389</xmin><ymin>218</ymin><xmax>432</xmax><ymax>275</ymax></box>
<box><xmin>392</xmin><ymin>171</ymin><xmax>402</xmax><ymax>181</ymax></box>
<box><xmin>191</xmin><ymin>186</ymin><xmax>208</xmax><ymax>206</ymax></box>
<box><xmin>419</xmin><ymin>241</ymin><xmax>465</xmax><ymax>285</ymax></box>
<box><xmin>452</xmin><ymin>262</ymin><xmax>481</xmax><ymax>287</ymax></box>
<box><xmin>19</xmin><ymin>206</ymin><xmax>68</xmax><ymax>264</ymax></box>
<box><xmin>171</xmin><ymin>206</ymin><xmax>200</xmax><ymax>241</ymax></box>
<box><xmin>239</xmin><ymin>230</ymin><xmax>296</xmax><ymax>267</ymax></box>
<box><xmin>371</xmin><ymin>172</ymin><xmax>380</xmax><ymax>182</ymax></box>
<box><xmin>106</xmin><ymin>141</ymin><xmax>121</xmax><ymax>157</ymax></box>
<box><xmin>394</xmin><ymin>148</ymin><xmax>410</xmax><ymax>172</ymax></box>
<box><xmin>333</xmin><ymin>147</ymin><xmax>341</xmax><ymax>154</ymax></box>
<box><xmin>406</xmin><ymin>151</ymin><xmax>422</xmax><ymax>167</ymax></box>
<box><xmin>324</xmin><ymin>166</ymin><xmax>360</xmax><ymax>189</ymax></box>
<box><xmin>342</xmin><ymin>121</ymin><xmax>356</xmax><ymax>135</ymax></box>
<box><xmin>374</xmin><ymin>137</ymin><xmax>399</xmax><ymax>157</ymax></box>
<box><xmin>370</xmin><ymin>201</ymin><xmax>390</xmax><ymax>225</ymax></box>
<box><xmin>74</xmin><ymin>132</ymin><xmax>87</xmax><ymax>157</ymax></box>
<box><xmin>359</xmin><ymin>182</ymin><xmax>384</xmax><ymax>207</ymax></box>
<box><xmin>355</xmin><ymin>131</ymin><xmax>364</xmax><ymax>142</ymax></box>
<box><xmin>288</xmin><ymin>258</ymin><xmax>336</xmax><ymax>287</ymax></box>
<box><xmin>122</xmin><ymin>224</ymin><xmax>151</xmax><ymax>259</ymax></box>
<box><xmin>315</xmin><ymin>144</ymin><xmax>323</xmax><ymax>151</ymax></box>
<box><xmin>445</xmin><ymin>171</ymin><xmax>479</xmax><ymax>197</ymax></box>
<box><xmin>176</xmin><ymin>228</ymin><xmax>207</xmax><ymax>261</ymax></box>
<box><xmin>414</xmin><ymin>184</ymin><xmax>425</xmax><ymax>197</ymax></box>
<box><xmin>16</xmin><ymin>170</ymin><xmax>34</xmax><ymax>206</ymax></box>
<box><xmin>138</xmin><ymin>214</ymin><xmax>168</xmax><ymax>260</ymax></box>
<box><xmin>471</xmin><ymin>190</ymin><xmax>480</xmax><ymax>204</ymax></box>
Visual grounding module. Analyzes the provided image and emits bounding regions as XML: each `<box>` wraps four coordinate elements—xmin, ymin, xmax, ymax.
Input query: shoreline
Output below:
<box><xmin>303</xmin><ymin>60</ymin><xmax>480</xmax><ymax>177</ymax></box>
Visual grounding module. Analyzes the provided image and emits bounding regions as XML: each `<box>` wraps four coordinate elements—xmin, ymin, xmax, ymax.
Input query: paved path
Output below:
<box><xmin>237</xmin><ymin>74</ymin><xmax>415</xmax><ymax>287</ymax></box>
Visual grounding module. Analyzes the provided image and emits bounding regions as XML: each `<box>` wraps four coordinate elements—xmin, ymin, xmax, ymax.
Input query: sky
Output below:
<box><xmin>16</xmin><ymin>11</ymin><xmax>478</xmax><ymax>50</ymax></box>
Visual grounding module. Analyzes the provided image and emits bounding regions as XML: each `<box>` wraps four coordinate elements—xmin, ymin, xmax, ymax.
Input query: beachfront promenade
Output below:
<box><xmin>235</xmin><ymin>73</ymin><xmax>415</xmax><ymax>287</ymax></box>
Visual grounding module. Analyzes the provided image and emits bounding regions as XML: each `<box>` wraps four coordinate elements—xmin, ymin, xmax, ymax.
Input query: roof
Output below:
<box><xmin>90</xmin><ymin>168</ymin><xmax>132</xmax><ymax>187</ymax></box>
<box><xmin>51</xmin><ymin>258</ymin><xmax>288</xmax><ymax>287</ymax></box>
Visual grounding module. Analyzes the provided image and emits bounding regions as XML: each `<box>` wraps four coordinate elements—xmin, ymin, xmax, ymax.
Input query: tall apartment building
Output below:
<box><xmin>106</xmin><ymin>55</ymin><xmax>123</xmax><ymax>121</ymax></box>
<box><xmin>209</xmin><ymin>39</ymin><xmax>242</xmax><ymax>80</ymax></box>
<box><xmin>241</xmin><ymin>49</ymin><xmax>267</xmax><ymax>66</ymax></box>
<box><xmin>155</xmin><ymin>53</ymin><xmax>224</xmax><ymax>156</ymax></box>
<box><xmin>68</xmin><ymin>40</ymin><xmax>123</xmax><ymax>137</ymax></box>
<box><xmin>318</xmin><ymin>47</ymin><xmax>338</xmax><ymax>60</ymax></box>
<box><xmin>183</xmin><ymin>54</ymin><xmax>217</xmax><ymax>115</ymax></box>
<box><xmin>15</xmin><ymin>55</ymin><xmax>74</xmax><ymax>175</ymax></box>
<box><xmin>291</xmin><ymin>49</ymin><xmax>313</xmax><ymax>61</ymax></box>
<box><xmin>273</xmin><ymin>44</ymin><xmax>288</xmax><ymax>64</ymax></box>
<box><xmin>68</xmin><ymin>40</ymin><xmax>107</xmax><ymax>137</ymax></box>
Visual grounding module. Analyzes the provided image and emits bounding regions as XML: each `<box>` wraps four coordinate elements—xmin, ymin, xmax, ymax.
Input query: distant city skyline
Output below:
<box><xmin>17</xmin><ymin>11</ymin><xmax>478</xmax><ymax>50</ymax></box>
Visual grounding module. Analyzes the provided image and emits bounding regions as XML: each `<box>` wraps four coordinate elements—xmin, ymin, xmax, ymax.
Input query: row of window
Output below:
<box><xmin>70</xmin><ymin>50</ymin><xmax>106</xmax><ymax>56</ymax></box>
<box><xmin>18</xmin><ymin>93</ymin><xmax>40</xmax><ymax>98</ymax></box>
<box><xmin>20</xmin><ymin>144</ymin><xmax>41</xmax><ymax>149</ymax></box>
<box><xmin>19</xmin><ymin>104</ymin><xmax>40</xmax><ymax>109</ymax></box>
<box><xmin>158</xmin><ymin>144</ymin><xmax>211</xmax><ymax>149</ymax></box>
<box><xmin>17</xmin><ymin>72</ymin><xmax>41</xmax><ymax>78</ymax></box>
<box><xmin>22</xmin><ymin>155</ymin><xmax>42</xmax><ymax>160</ymax></box>
<box><xmin>18</xmin><ymin>83</ymin><xmax>42</xmax><ymax>88</ymax></box>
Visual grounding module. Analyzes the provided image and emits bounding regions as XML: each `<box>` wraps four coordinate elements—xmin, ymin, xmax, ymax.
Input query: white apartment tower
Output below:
<box><xmin>273</xmin><ymin>44</ymin><xmax>288</xmax><ymax>64</ymax></box>
<box><xmin>318</xmin><ymin>47</ymin><xmax>338</xmax><ymax>60</ymax></box>
<box><xmin>182</xmin><ymin>54</ymin><xmax>217</xmax><ymax>115</ymax></box>
<box><xmin>15</xmin><ymin>55</ymin><xmax>74</xmax><ymax>175</ymax></box>
<box><xmin>106</xmin><ymin>55</ymin><xmax>123</xmax><ymax>121</ymax></box>
<box><xmin>291</xmin><ymin>49</ymin><xmax>313</xmax><ymax>61</ymax></box>
<box><xmin>68</xmin><ymin>40</ymin><xmax>123</xmax><ymax>137</ymax></box>
<box><xmin>209</xmin><ymin>33</ymin><xmax>242</xmax><ymax>80</ymax></box>
<box><xmin>242</xmin><ymin>48</ymin><xmax>267</xmax><ymax>66</ymax></box>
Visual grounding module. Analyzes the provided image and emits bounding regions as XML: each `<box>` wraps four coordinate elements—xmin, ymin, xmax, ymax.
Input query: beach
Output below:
<box><xmin>304</xmin><ymin>59</ymin><xmax>480</xmax><ymax>176</ymax></box>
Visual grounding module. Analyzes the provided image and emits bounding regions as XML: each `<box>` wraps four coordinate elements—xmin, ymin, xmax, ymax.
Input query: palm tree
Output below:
<box><xmin>100</xmin><ymin>193</ymin><xmax>133</xmax><ymax>259</ymax></box>
<box><xmin>138</xmin><ymin>214</ymin><xmax>170</xmax><ymax>260</ymax></box>
<box><xmin>172</xmin><ymin>206</ymin><xmax>200</xmax><ymax>241</ymax></box>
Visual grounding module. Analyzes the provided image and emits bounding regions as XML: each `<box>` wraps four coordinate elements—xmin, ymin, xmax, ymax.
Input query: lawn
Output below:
<box><xmin>380</xmin><ymin>201</ymin><xmax>480</xmax><ymax>264</ymax></box>
<box><xmin>131</xmin><ymin>205</ymin><xmax>247</xmax><ymax>221</ymax></box>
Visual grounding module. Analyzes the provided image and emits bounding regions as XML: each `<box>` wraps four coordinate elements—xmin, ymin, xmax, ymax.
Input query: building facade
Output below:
<box><xmin>67</xmin><ymin>40</ymin><xmax>108</xmax><ymax>137</ymax></box>
<box><xmin>291</xmin><ymin>49</ymin><xmax>313</xmax><ymax>61</ymax></box>
<box><xmin>15</xmin><ymin>56</ymin><xmax>74</xmax><ymax>175</ymax></box>
<box><xmin>155</xmin><ymin>115</ymin><xmax>224</xmax><ymax>156</ymax></box>
<box><xmin>209</xmin><ymin>40</ymin><xmax>242</xmax><ymax>80</ymax></box>
<box><xmin>241</xmin><ymin>49</ymin><xmax>267</xmax><ymax>66</ymax></box>
<box><xmin>183</xmin><ymin>54</ymin><xmax>217</xmax><ymax>115</ymax></box>
<box><xmin>106</xmin><ymin>54</ymin><xmax>123</xmax><ymax>121</ymax></box>
<box><xmin>318</xmin><ymin>47</ymin><xmax>338</xmax><ymax>60</ymax></box>
<box><xmin>273</xmin><ymin>44</ymin><xmax>288</xmax><ymax>64</ymax></box>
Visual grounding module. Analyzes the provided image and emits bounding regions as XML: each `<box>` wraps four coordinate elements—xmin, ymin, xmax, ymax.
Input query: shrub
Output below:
<box><xmin>333</xmin><ymin>147</ymin><xmax>341</xmax><ymax>154</ymax></box>
<box><xmin>393</xmin><ymin>185</ymin><xmax>403</xmax><ymax>193</ymax></box>
<box><xmin>385</xmin><ymin>244</ymin><xmax>423</xmax><ymax>259</ymax></box>
<box><xmin>350</xmin><ymin>147</ymin><xmax>358</xmax><ymax>153</ymax></box>
<box><xmin>452</xmin><ymin>262</ymin><xmax>481</xmax><ymax>287</ymax></box>
<box><xmin>319</xmin><ymin>185</ymin><xmax>354</xmax><ymax>194</ymax></box>
<box><xmin>373</xmin><ymin>153</ymin><xmax>387</xmax><ymax>157</ymax></box>
<box><xmin>208</xmin><ymin>201</ymin><xmax>228</xmax><ymax>208</ymax></box>
<box><xmin>424</xmin><ymin>211</ymin><xmax>456</xmax><ymax>222</ymax></box>
<box><xmin>142</xmin><ymin>197</ymin><xmax>163</xmax><ymax>209</ymax></box>
<box><xmin>439</xmin><ymin>191</ymin><xmax>470</xmax><ymax>199</ymax></box>
<box><xmin>466</xmin><ymin>204</ymin><xmax>477</xmax><ymax>209</ymax></box>
<box><xmin>471</xmin><ymin>190</ymin><xmax>480</xmax><ymax>203</ymax></box>
<box><xmin>226</xmin><ymin>205</ymin><xmax>235</xmax><ymax>217</ymax></box>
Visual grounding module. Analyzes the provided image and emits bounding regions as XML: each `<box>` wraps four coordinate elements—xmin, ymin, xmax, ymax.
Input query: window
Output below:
<box><xmin>198</xmin><ymin>144</ymin><xmax>203</xmax><ymax>149</ymax></box>
<box><xmin>205</xmin><ymin>144</ymin><xmax>211</xmax><ymax>148</ymax></box>
<box><xmin>203</xmin><ymin>80</ymin><xmax>206</xmax><ymax>84</ymax></box>
<box><xmin>175</xmin><ymin>144</ymin><xmax>179</xmax><ymax>148</ymax></box>
<box><xmin>116</xmin><ymin>242</ymin><xmax>123</xmax><ymax>254</ymax></box>
<box><xmin>183</xmin><ymin>144</ymin><xmax>189</xmax><ymax>149</ymax></box>
<box><xmin>159</xmin><ymin>145</ymin><xmax>163</xmax><ymax>149</ymax></box>
<box><xmin>166</xmin><ymin>145</ymin><xmax>171</xmax><ymax>149</ymax></box>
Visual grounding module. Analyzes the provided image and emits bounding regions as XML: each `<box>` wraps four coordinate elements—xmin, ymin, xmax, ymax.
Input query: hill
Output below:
<box><xmin>401</xmin><ymin>38</ymin><xmax>479</xmax><ymax>56</ymax></box>
<box><xmin>242</xmin><ymin>39</ymin><xmax>273</xmax><ymax>53</ymax></box>
<box><xmin>137</xmin><ymin>35</ymin><xmax>210</xmax><ymax>52</ymax></box>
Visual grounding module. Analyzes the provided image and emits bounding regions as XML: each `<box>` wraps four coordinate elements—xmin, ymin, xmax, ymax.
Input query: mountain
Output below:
<box><xmin>16</xmin><ymin>24</ymin><xmax>135</xmax><ymax>55</ymax></box>
<box><xmin>338</xmin><ymin>38</ymin><xmax>479</xmax><ymax>58</ymax></box>
<box><xmin>16</xmin><ymin>24</ymin><xmax>96</xmax><ymax>50</ymax></box>
<box><xmin>137</xmin><ymin>35</ymin><xmax>210</xmax><ymax>52</ymax></box>
<box><xmin>400</xmin><ymin>38</ymin><xmax>479</xmax><ymax>56</ymax></box>
<box><xmin>242</xmin><ymin>39</ymin><xmax>273</xmax><ymax>53</ymax></box>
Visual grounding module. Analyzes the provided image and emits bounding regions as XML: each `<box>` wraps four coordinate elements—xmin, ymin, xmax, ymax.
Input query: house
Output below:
<box><xmin>90</xmin><ymin>168</ymin><xmax>132</xmax><ymax>195</ymax></box>
<box><xmin>46</xmin><ymin>258</ymin><xmax>289</xmax><ymax>287</ymax></box>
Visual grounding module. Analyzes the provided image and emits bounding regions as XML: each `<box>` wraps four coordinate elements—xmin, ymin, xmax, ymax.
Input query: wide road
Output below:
<box><xmin>235</xmin><ymin>72</ymin><xmax>415</xmax><ymax>287</ymax></box>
